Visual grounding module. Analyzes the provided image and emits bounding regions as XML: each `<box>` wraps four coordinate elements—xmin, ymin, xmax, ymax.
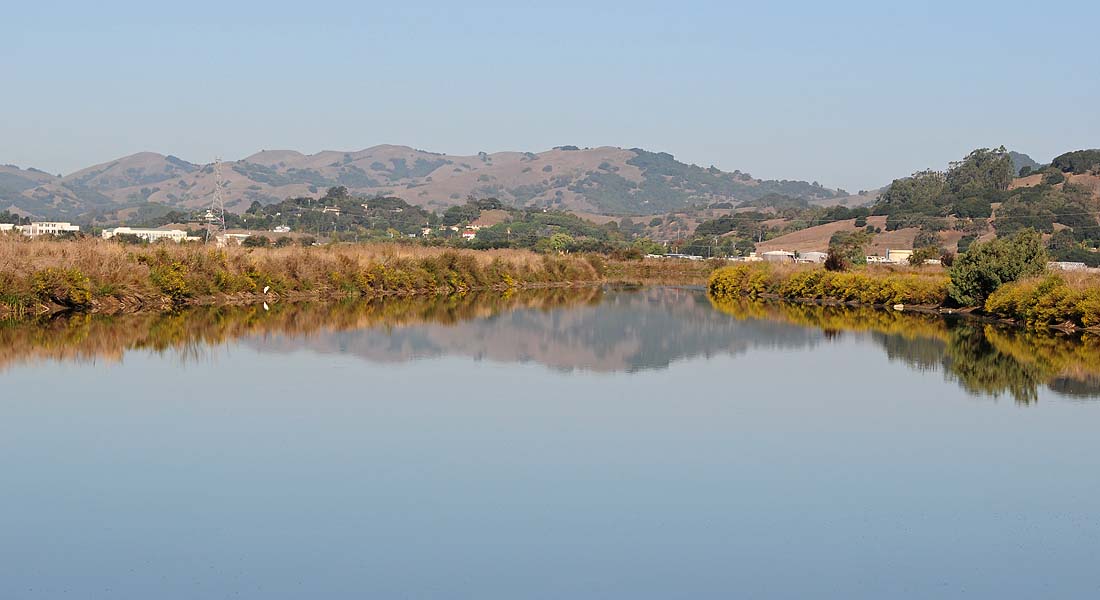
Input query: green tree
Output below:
<box><xmin>242</xmin><ymin>235</ymin><xmax>270</xmax><ymax>247</ymax></box>
<box><xmin>947</xmin><ymin>229</ymin><xmax>1046</xmax><ymax>306</ymax></box>
<box><xmin>1051</xmin><ymin>149</ymin><xmax>1100</xmax><ymax>174</ymax></box>
<box><xmin>946</xmin><ymin>146</ymin><xmax>1014</xmax><ymax>196</ymax></box>
<box><xmin>908</xmin><ymin>246</ymin><xmax>941</xmax><ymax>266</ymax></box>
<box><xmin>913</xmin><ymin>230</ymin><xmax>941</xmax><ymax>249</ymax></box>
<box><xmin>828</xmin><ymin>230</ymin><xmax>871</xmax><ymax>265</ymax></box>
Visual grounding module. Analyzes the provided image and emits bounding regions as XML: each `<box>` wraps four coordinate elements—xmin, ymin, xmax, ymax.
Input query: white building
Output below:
<box><xmin>797</xmin><ymin>251</ymin><xmax>829</xmax><ymax>263</ymax></box>
<box><xmin>461</xmin><ymin>229</ymin><xmax>477</xmax><ymax>240</ymax></box>
<box><xmin>0</xmin><ymin>223</ymin><xmax>14</xmax><ymax>232</ymax></box>
<box><xmin>272</xmin><ymin>225</ymin><xmax>291</xmax><ymax>234</ymax></box>
<box><xmin>886</xmin><ymin>249</ymin><xmax>914</xmax><ymax>264</ymax></box>
<box><xmin>24</xmin><ymin>222</ymin><xmax>80</xmax><ymax>236</ymax></box>
<box><xmin>761</xmin><ymin>250</ymin><xmax>796</xmax><ymax>263</ymax></box>
<box><xmin>1049</xmin><ymin>261</ymin><xmax>1088</xmax><ymax>271</ymax></box>
<box><xmin>102</xmin><ymin>227</ymin><xmax>189</xmax><ymax>243</ymax></box>
<box><xmin>216</xmin><ymin>233</ymin><xmax>252</xmax><ymax>247</ymax></box>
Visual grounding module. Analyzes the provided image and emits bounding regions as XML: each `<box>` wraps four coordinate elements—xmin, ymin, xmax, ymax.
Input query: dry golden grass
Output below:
<box><xmin>0</xmin><ymin>237</ymin><xmax>717</xmax><ymax>317</ymax></box>
<box><xmin>0</xmin><ymin>237</ymin><xmax>607</xmax><ymax>316</ymax></box>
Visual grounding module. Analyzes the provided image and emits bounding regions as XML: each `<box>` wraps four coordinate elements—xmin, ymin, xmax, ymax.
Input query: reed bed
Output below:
<box><xmin>0</xmin><ymin>237</ymin><xmax>604</xmax><ymax>316</ymax></box>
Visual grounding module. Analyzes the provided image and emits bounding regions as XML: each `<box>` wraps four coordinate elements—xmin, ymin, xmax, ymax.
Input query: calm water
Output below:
<box><xmin>2</xmin><ymin>287</ymin><xmax>1099</xmax><ymax>599</ymax></box>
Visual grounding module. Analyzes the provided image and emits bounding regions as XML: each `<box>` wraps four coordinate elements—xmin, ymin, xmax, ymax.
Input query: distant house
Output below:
<box><xmin>761</xmin><ymin>250</ymin><xmax>796</xmax><ymax>263</ymax></box>
<box><xmin>0</xmin><ymin>223</ymin><xmax>14</xmax><ymax>232</ymax></box>
<box><xmin>886</xmin><ymin>249</ymin><xmax>914</xmax><ymax>264</ymax></box>
<box><xmin>866</xmin><ymin>255</ymin><xmax>889</xmax><ymax>264</ymax></box>
<box><xmin>23</xmin><ymin>222</ymin><xmax>80</xmax><ymax>237</ymax></box>
<box><xmin>798</xmin><ymin>251</ymin><xmax>829</xmax><ymax>263</ymax></box>
<box><xmin>272</xmin><ymin>225</ymin><xmax>291</xmax><ymax>233</ymax></box>
<box><xmin>461</xmin><ymin>229</ymin><xmax>477</xmax><ymax>240</ymax></box>
<box><xmin>102</xmin><ymin>227</ymin><xmax>188</xmax><ymax>243</ymax></box>
<box><xmin>421</xmin><ymin>227</ymin><xmax>433</xmax><ymax>237</ymax></box>
<box><xmin>1049</xmin><ymin>261</ymin><xmax>1088</xmax><ymax>271</ymax></box>
<box><xmin>216</xmin><ymin>233</ymin><xmax>252</xmax><ymax>247</ymax></box>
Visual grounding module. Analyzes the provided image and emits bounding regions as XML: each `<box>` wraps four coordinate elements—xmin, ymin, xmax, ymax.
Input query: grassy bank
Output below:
<box><xmin>708</xmin><ymin>263</ymin><xmax>950</xmax><ymax>306</ymax></box>
<box><xmin>0</xmin><ymin>238</ymin><xmax>608</xmax><ymax>317</ymax></box>
<box><xmin>708</xmin><ymin>263</ymin><xmax>1100</xmax><ymax>331</ymax></box>
<box><xmin>0</xmin><ymin>238</ymin><xmax>717</xmax><ymax>318</ymax></box>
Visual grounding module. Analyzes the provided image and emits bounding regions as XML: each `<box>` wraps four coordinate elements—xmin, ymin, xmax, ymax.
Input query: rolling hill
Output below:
<box><xmin>1</xmin><ymin>145</ymin><xmax>845</xmax><ymax>220</ymax></box>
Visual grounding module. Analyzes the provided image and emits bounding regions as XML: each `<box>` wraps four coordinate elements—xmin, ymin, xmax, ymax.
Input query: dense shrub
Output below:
<box><xmin>985</xmin><ymin>275</ymin><xmax>1100</xmax><ymax>328</ymax></box>
<box><xmin>708</xmin><ymin>264</ymin><xmax>948</xmax><ymax>306</ymax></box>
<box><xmin>30</xmin><ymin>268</ymin><xmax>93</xmax><ymax>308</ymax></box>
<box><xmin>1043</xmin><ymin>170</ymin><xmax>1066</xmax><ymax>185</ymax></box>
<box><xmin>149</xmin><ymin>261</ymin><xmax>191</xmax><ymax>301</ymax></box>
<box><xmin>948</xmin><ymin>229</ymin><xmax>1047</xmax><ymax>306</ymax></box>
<box><xmin>1051</xmin><ymin>149</ymin><xmax>1100</xmax><ymax>174</ymax></box>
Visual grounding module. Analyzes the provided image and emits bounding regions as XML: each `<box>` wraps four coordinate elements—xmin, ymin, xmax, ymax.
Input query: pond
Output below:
<box><xmin>2</xmin><ymin>286</ymin><xmax>1099</xmax><ymax>598</ymax></box>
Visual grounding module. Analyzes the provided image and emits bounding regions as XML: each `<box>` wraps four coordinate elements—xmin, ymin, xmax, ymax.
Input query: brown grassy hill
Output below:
<box><xmin>4</xmin><ymin>145</ymin><xmax>844</xmax><ymax>220</ymax></box>
<box><xmin>752</xmin><ymin>216</ymin><xmax>948</xmax><ymax>255</ymax></box>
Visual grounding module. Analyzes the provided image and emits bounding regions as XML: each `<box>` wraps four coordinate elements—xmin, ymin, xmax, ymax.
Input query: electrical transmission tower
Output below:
<box><xmin>205</xmin><ymin>158</ymin><xmax>226</xmax><ymax>244</ymax></box>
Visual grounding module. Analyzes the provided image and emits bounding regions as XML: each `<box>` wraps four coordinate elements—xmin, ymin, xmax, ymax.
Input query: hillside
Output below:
<box><xmin>1</xmin><ymin>146</ymin><xmax>844</xmax><ymax>220</ymax></box>
<box><xmin>684</xmin><ymin>146</ymin><xmax>1100</xmax><ymax>260</ymax></box>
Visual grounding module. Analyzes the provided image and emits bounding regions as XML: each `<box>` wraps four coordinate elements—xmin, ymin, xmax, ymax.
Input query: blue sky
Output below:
<box><xmin>3</xmin><ymin>0</ymin><xmax>1098</xmax><ymax>190</ymax></box>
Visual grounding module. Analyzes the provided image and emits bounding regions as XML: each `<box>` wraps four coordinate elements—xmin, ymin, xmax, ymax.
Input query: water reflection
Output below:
<box><xmin>3</xmin><ymin>287</ymin><xmax>1100</xmax><ymax>402</ymax></box>
<box><xmin>710</xmin><ymin>297</ymin><xmax>1100</xmax><ymax>403</ymax></box>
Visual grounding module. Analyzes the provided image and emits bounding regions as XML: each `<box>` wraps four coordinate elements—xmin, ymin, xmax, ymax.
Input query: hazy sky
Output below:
<box><xmin>3</xmin><ymin>0</ymin><xmax>1098</xmax><ymax>190</ymax></box>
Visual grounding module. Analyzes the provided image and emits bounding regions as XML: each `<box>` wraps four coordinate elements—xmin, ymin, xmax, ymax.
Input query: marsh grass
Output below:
<box><xmin>0</xmin><ymin>238</ymin><xmax>608</xmax><ymax>315</ymax></box>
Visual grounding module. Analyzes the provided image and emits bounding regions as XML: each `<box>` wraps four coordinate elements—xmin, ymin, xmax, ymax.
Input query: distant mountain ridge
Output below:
<box><xmin>0</xmin><ymin>145</ymin><xmax>845</xmax><ymax>219</ymax></box>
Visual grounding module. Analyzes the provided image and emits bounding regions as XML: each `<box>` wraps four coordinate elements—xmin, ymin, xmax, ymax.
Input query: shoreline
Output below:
<box><xmin>708</xmin><ymin>263</ymin><xmax>1100</xmax><ymax>333</ymax></box>
<box><xmin>0</xmin><ymin>238</ymin><xmax>719</xmax><ymax>320</ymax></box>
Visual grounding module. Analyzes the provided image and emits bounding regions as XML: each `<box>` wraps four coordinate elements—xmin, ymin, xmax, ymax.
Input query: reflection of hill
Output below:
<box><xmin>710</xmin><ymin>298</ymin><xmax>1100</xmax><ymax>403</ymax></box>
<box><xmin>246</xmin><ymin>287</ymin><xmax>822</xmax><ymax>372</ymax></box>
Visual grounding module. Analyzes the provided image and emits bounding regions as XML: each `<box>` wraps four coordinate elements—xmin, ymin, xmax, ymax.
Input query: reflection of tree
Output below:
<box><xmin>942</xmin><ymin>325</ymin><xmax>1043</xmax><ymax>404</ymax></box>
<box><xmin>709</xmin><ymin>296</ymin><xmax>1100</xmax><ymax>403</ymax></box>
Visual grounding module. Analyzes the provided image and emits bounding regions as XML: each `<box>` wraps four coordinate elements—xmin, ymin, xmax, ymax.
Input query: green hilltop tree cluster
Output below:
<box><xmin>872</xmin><ymin>147</ymin><xmax>1015</xmax><ymax>231</ymax></box>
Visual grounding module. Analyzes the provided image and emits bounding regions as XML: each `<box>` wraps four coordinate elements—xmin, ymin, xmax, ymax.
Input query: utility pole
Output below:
<box><xmin>205</xmin><ymin>158</ymin><xmax>226</xmax><ymax>244</ymax></box>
